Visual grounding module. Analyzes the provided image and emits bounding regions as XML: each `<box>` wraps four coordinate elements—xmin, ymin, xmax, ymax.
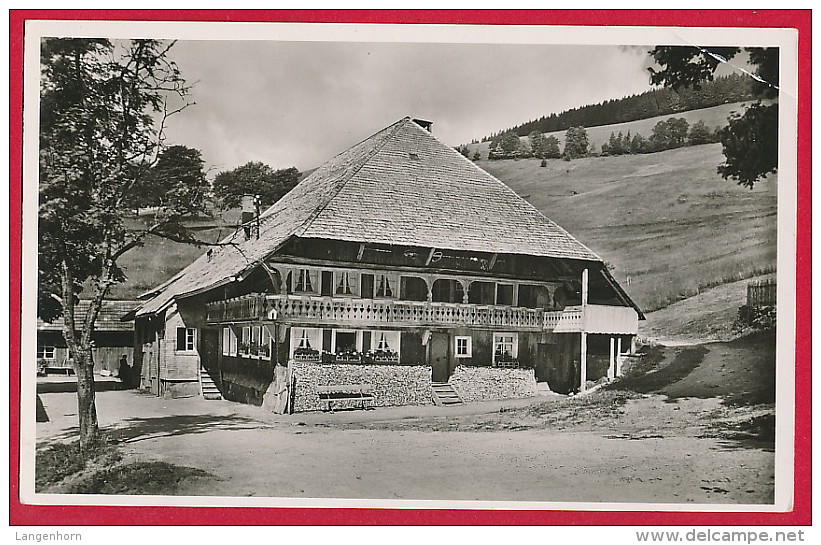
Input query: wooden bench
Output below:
<box><xmin>317</xmin><ymin>384</ymin><xmax>375</xmax><ymax>412</ymax></box>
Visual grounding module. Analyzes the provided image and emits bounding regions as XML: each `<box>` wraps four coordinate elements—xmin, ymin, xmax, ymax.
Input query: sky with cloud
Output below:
<box><xmin>161</xmin><ymin>40</ymin><xmax>670</xmax><ymax>174</ymax></box>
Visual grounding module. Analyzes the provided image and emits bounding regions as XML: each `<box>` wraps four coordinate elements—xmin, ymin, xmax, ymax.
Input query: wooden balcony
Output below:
<box><xmin>267</xmin><ymin>294</ymin><xmax>545</xmax><ymax>330</ymax></box>
<box><xmin>544</xmin><ymin>304</ymin><xmax>638</xmax><ymax>334</ymax></box>
<box><xmin>207</xmin><ymin>293</ymin><xmax>543</xmax><ymax>330</ymax></box>
<box><xmin>544</xmin><ymin>305</ymin><xmax>584</xmax><ymax>332</ymax></box>
<box><xmin>206</xmin><ymin>294</ymin><xmax>638</xmax><ymax>334</ymax></box>
<box><xmin>206</xmin><ymin>294</ymin><xmax>269</xmax><ymax>323</ymax></box>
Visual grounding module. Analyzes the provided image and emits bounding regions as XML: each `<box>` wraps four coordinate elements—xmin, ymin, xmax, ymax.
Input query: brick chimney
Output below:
<box><xmin>241</xmin><ymin>194</ymin><xmax>260</xmax><ymax>240</ymax></box>
<box><xmin>412</xmin><ymin>118</ymin><xmax>433</xmax><ymax>132</ymax></box>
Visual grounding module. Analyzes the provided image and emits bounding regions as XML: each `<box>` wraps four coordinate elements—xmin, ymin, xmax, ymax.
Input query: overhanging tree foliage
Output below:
<box><xmin>648</xmin><ymin>46</ymin><xmax>779</xmax><ymax>188</ymax></box>
<box><xmin>39</xmin><ymin>38</ymin><xmax>209</xmax><ymax>452</ymax></box>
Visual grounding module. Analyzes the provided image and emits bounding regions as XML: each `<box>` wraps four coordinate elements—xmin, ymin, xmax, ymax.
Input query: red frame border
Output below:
<box><xmin>9</xmin><ymin>9</ymin><xmax>811</xmax><ymax>526</ymax></box>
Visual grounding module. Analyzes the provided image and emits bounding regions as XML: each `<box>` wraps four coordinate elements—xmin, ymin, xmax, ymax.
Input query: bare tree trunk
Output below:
<box><xmin>75</xmin><ymin>347</ymin><xmax>99</xmax><ymax>453</ymax></box>
<box><xmin>61</xmin><ymin>259</ymin><xmax>100</xmax><ymax>454</ymax></box>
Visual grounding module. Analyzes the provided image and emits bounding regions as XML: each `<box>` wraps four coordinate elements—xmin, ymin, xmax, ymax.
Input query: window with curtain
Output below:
<box><xmin>294</xmin><ymin>268</ymin><xmax>316</xmax><ymax>292</ymax></box>
<box><xmin>240</xmin><ymin>326</ymin><xmax>250</xmax><ymax>355</ymax></box>
<box><xmin>493</xmin><ymin>333</ymin><xmax>518</xmax><ymax>362</ymax></box>
<box><xmin>335</xmin><ymin>271</ymin><xmax>358</xmax><ymax>295</ymax></box>
<box><xmin>297</xmin><ymin>329</ymin><xmax>313</xmax><ymax>349</ymax></box>
<box><xmin>375</xmin><ymin>274</ymin><xmax>395</xmax><ymax>297</ymax></box>
<box><xmin>260</xmin><ymin>326</ymin><xmax>271</xmax><ymax>359</ymax></box>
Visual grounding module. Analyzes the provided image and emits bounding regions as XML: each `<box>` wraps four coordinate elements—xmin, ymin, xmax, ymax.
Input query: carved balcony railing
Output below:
<box><xmin>206</xmin><ymin>294</ymin><xmax>638</xmax><ymax>335</ymax></box>
<box><xmin>266</xmin><ymin>295</ymin><xmax>546</xmax><ymax>330</ymax></box>
<box><xmin>207</xmin><ymin>293</ymin><xmax>544</xmax><ymax>330</ymax></box>
<box><xmin>544</xmin><ymin>305</ymin><xmax>584</xmax><ymax>332</ymax></box>
<box><xmin>206</xmin><ymin>294</ymin><xmax>269</xmax><ymax>323</ymax></box>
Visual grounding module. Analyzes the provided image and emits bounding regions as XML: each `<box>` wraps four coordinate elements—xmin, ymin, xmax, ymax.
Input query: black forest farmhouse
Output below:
<box><xmin>133</xmin><ymin>117</ymin><xmax>643</xmax><ymax>412</ymax></box>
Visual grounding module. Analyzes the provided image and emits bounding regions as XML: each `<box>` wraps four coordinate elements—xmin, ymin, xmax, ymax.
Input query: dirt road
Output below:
<box><xmin>36</xmin><ymin>384</ymin><xmax>774</xmax><ymax>505</ymax></box>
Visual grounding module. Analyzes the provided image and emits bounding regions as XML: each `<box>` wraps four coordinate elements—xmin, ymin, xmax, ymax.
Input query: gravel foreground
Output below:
<box><xmin>34</xmin><ymin>352</ymin><xmax>775</xmax><ymax>506</ymax></box>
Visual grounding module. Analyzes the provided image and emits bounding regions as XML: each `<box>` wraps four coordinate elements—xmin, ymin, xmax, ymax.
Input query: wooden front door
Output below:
<box><xmin>429</xmin><ymin>332</ymin><xmax>451</xmax><ymax>382</ymax></box>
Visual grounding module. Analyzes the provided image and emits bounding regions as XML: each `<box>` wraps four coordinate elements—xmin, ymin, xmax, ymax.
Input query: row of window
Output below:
<box><xmin>291</xmin><ymin>328</ymin><xmax>518</xmax><ymax>362</ymax></box>
<box><xmin>291</xmin><ymin>328</ymin><xmax>401</xmax><ymax>358</ymax></box>
<box><xmin>284</xmin><ymin>267</ymin><xmax>551</xmax><ymax>307</ymax></box>
<box><xmin>454</xmin><ymin>333</ymin><xmax>518</xmax><ymax>360</ymax></box>
<box><xmin>289</xmin><ymin>269</ymin><xmax>396</xmax><ymax>298</ymax></box>
<box><xmin>222</xmin><ymin>326</ymin><xmax>271</xmax><ymax>358</ymax></box>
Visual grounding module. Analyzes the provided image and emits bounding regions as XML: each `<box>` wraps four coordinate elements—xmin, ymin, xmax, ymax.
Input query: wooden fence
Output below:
<box><xmin>747</xmin><ymin>279</ymin><xmax>777</xmax><ymax>307</ymax></box>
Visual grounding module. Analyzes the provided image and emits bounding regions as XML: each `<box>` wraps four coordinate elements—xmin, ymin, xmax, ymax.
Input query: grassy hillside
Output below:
<box><xmin>469</xmin><ymin>101</ymin><xmax>766</xmax><ymax>158</ymax></box>
<box><xmin>640</xmin><ymin>273</ymin><xmax>775</xmax><ymax>343</ymax></box>
<box><xmin>478</xmin><ymin>143</ymin><xmax>777</xmax><ymax>312</ymax></box>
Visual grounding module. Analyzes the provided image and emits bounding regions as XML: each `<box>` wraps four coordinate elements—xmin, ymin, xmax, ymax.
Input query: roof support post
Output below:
<box><xmin>580</xmin><ymin>331</ymin><xmax>587</xmax><ymax>392</ymax></box>
<box><xmin>458</xmin><ymin>279</ymin><xmax>470</xmax><ymax>304</ymax></box>
<box><xmin>487</xmin><ymin>253</ymin><xmax>498</xmax><ymax>270</ymax></box>
<box><xmin>608</xmin><ymin>336</ymin><xmax>615</xmax><ymax>379</ymax></box>
<box><xmin>579</xmin><ymin>268</ymin><xmax>589</xmax><ymax>392</ymax></box>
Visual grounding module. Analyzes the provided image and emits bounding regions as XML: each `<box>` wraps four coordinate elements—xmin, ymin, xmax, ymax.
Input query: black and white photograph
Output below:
<box><xmin>18</xmin><ymin>17</ymin><xmax>799</xmax><ymax>518</ymax></box>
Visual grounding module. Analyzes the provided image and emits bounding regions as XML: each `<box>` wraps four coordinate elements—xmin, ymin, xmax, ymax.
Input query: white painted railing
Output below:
<box><xmin>206</xmin><ymin>294</ymin><xmax>638</xmax><ymax>335</ymax></box>
<box><xmin>264</xmin><ymin>295</ymin><xmax>544</xmax><ymax>330</ymax></box>
<box><xmin>544</xmin><ymin>305</ymin><xmax>584</xmax><ymax>332</ymax></box>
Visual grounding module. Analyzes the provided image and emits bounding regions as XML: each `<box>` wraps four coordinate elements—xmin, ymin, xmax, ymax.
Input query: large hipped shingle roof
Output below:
<box><xmin>137</xmin><ymin>117</ymin><xmax>601</xmax><ymax>316</ymax></box>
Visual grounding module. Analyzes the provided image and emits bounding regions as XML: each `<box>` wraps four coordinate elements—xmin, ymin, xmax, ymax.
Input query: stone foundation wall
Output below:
<box><xmin>292</xmin><ymin>362</ymin><xmax>432</xmax><ymax>412</ymax></box>
<box><xmin>449</xmin><ymin>366</ymin><xmax>537</xmax><ymax>402</ymax></box>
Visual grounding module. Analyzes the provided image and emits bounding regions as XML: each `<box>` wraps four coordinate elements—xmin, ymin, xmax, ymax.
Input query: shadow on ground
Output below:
<box><xmin>37</xmin><ymin>381</ymin><xmax>129</xmax><ymax>394</ymax></box>
<box><xmin>45</xmin><ymin>413</ymin><xmax>270</xmax><ymax>445</ymax></box>
<box><xmin>701</xmin><ymin>414</ymin><xmax>776</xmax><ymax>452</ymax></box>
<box><xmin>109</xmin><ymin>414</ymin><xmax>271</xmax><ymax>443</ymax></box>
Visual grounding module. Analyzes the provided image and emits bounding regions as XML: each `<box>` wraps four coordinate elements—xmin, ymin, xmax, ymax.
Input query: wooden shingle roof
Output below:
<box><xmin>137</xmin><ymin>117</ymin><xmax>602</xmax><ymax>316</ymax></box>
<box><xmin>38</xmin><ymin>300</ymin><xmax>139</xmax><ymax>332</ymax></box>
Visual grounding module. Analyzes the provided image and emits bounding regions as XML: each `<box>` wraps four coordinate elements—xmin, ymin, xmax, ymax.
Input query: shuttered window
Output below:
<box><xmin>176</xmin><ymin>328</ymin><xmax>196</xmax><ymax>352</ymax></box>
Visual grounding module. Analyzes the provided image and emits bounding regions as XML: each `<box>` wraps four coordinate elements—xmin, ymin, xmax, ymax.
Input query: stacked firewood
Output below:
<box><xmin>449</xmin><ymin>366</ymin><xmax>536</xmax><ymax>402</ymax></box>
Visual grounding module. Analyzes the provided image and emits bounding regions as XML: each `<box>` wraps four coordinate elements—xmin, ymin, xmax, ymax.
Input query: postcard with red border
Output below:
<box><xmin>9</xmin><ymin>10</ymin><xmax>811</xmax><ymax>528</ymax></box>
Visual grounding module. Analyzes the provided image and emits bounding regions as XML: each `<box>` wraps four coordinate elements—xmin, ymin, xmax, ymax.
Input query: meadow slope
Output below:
<box><xmin>477</xmin><ymin>143</ymin><xmax>777</xmax><ymax>312</ymax></box>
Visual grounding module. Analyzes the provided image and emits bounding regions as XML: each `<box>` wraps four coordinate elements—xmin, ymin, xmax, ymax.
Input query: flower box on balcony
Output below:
<box><xmin>367</xmin><ymin>350</ymin><xmax>399</xmax><ymax>364</ymax></box>
<box><xmin>333</xmin><ymin>350</ymin><xmax>362</xmax><ymax>364</ymax></box>
<box><xmin>320</xmin><ymin>351</ymin><xmax>336</xmax><ymax>364</ymax></box>
<box><xmin>294</xmin><ymin>348</ymin><xmax>320</xmax><ymax>363</ymax></box>
<box><xmin>493</xmin><ymin>353</ymin><xmax>520</xmax><ymax>369</ymax></box>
